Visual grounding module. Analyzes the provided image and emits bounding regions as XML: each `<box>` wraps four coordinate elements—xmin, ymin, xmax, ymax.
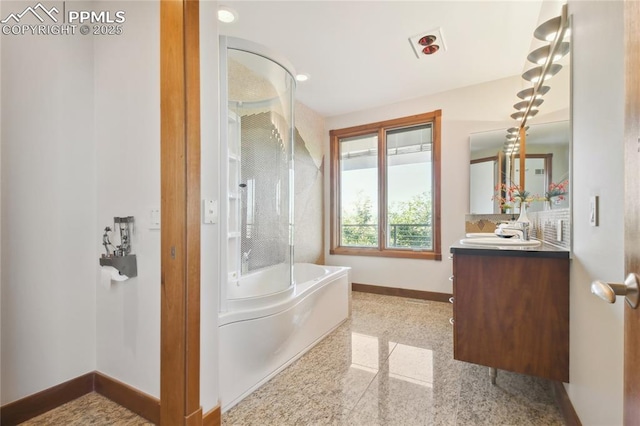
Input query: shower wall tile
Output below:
<box><xmin>229</xmin><ymin>58</ymin><xmax>325</xmax><ymax>266</ymax></box>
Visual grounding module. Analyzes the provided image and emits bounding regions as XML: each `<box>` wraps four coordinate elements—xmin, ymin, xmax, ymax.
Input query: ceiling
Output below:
<box><xmin>218</xmin><ymin>1</ymin><xmax>551</xmax><ymax>118</ymax></box>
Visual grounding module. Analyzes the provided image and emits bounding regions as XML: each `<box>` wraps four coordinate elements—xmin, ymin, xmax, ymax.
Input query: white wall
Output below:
<box><xmin>566</xmin><ymin>1</ymin><xmax>625</xmax><ymax>424</ymax></box>
<box><xmin>324</xmin><ymin>75</ymin><xmax>531</xmax><ymax>292</ymax></box>
<box><xmin>0</xmin><ymin>0</ymin><xmax>220</xmax><ymax>409</ymax></box>
<box><xmin>0</xmin><ymin>2</ymin><xmax>97</xmax><ymax>403</ymax></box>
<box><xmin>200</xmin><ymin>0</ymin><xmax>220</xmax><ymax>413</ymax></box>
<box><xmin>93</xmin><ymin>1</ymin><xmax>161</xmax><ymax>398</ymax></box>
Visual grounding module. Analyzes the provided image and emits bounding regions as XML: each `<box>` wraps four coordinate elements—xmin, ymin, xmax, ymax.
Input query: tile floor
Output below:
<box><xmin>20</xmin><ymin>392</ymin><xmax>151</xmax><ymax>425</ymax></box>
<box><xmin>222</xmin><ymin>292</ymin><xmax>565</xmax><ymax>425</ymax></box>
<box><xmin>19</xmin><ymin>291</ymin><xmax>564</xmax><ymax>425</ymax></box>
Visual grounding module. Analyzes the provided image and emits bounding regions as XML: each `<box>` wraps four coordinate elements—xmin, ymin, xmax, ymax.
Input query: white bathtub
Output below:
<box><xmin>219</xmin><ymin>263</ymin><xmax>351</xmax><ymax>412</ymax></box>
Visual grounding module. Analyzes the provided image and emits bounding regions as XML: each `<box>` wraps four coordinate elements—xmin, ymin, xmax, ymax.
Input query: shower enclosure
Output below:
<box><xmin>218</xmin><ymin>37</ymin><xmax>351</xmax><ymax>411</ymax></box>
<box><xmin>219</xmin><ymin>37</ymin><xmax>295</xmax><ymax>311</ymax></box>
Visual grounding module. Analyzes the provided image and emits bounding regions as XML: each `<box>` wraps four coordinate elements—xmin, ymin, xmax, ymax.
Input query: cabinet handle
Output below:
<box><xmin>449</xmin><ymin>275</ymin><xmax>454</xmax><ymax>282</ymax></box>
<box><xmin>449</xmin><ymin>296</ymin><xmax>454</xmax><ymax>304</ymax></box>
<box><xmin>449</xmin><ymin>317</ymin><xmax>454</xmax><ymax>325</ymax></box>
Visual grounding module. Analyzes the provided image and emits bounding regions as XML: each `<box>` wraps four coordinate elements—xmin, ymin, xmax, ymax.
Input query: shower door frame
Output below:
<box><xmin>219</xmin><ymin>36</ymin><xmax>297</xmax><ymax>312</ymax></box>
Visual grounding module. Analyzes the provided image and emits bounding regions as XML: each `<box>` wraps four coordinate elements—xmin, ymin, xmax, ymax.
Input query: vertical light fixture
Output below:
<box><xmin>512</xmin><ymin>4</ymin><xmax>570</xmax><ymax>129</ymax></box>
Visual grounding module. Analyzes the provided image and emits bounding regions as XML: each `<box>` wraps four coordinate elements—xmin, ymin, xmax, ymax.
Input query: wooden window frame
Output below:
<box><xmin>329</xmin><ymin>110</ymin><xmax>442</xmax><ymax>260</ymax></box>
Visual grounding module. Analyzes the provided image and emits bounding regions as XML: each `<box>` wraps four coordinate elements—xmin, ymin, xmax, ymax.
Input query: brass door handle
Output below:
<box><xmin>591</xmin><ymin>273</ymin><xmax>639</xmax><ymax>309</ymax></box>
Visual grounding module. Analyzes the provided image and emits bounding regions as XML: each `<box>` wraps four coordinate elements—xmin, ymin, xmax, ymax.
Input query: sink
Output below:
<box><xmin>460</xmin><ymin>237</ymin><xmax>542</xmax><ymax>247</ymax></box>
<box><xmin>465</xmin><ymin>233</ymin><xmax>497</xmax><ymax>238</ymax></box>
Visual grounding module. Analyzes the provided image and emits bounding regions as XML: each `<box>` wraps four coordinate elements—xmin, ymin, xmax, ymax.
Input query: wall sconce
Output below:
<box><xmin>507</xmin><ymin>126</ymin><xmax>529</xmax><ymax>136</ymax></box>
<box><xmin>527</xmin><ymin>42</ymin><xmax>570</xmax><ymax>65</ymax></box>
<box><xmin>534</xmin><ymin>15</ymin><xmax>570</xmax><ymax>42</ymax></box>
<box><xmin>511</xmin><ymin>110</ymin><xmax>539</xmax><ymax>121</ymax></box>
<box><xmin>511</xmin><ymin>5</ymin><xmax>570</xmax><ymax>129</ymax></box>
<box><xmin>517</xmin><ymin>86</ymin><xmax>550</xmax><ymax>101</ymax></box>
<box><xmin>514</xmin><ymin>99</ymin><xmax>544</xmax><ymax>112</ymax></box>
<box><xmin>522</xmin><ymin>64</ymin><xmax>563</xmax><ymax>83</ymax></box>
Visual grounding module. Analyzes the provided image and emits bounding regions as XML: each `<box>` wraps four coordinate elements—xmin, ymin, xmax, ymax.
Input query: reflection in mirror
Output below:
<box><xmin>469</xmin><ymin>121</ymin><xmax>570</xmax><ymax>214</ymax></box>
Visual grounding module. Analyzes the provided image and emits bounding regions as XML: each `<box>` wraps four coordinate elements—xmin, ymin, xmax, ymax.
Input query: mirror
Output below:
<box><xmin>469</xmin><ymin>10</ymin><xmax>571</xmax><ymax>215</ymax></box>
<box><xmin>469</xmin><ymin>121</ymin><xmax>570</xmax><ymax>214</ymax></box>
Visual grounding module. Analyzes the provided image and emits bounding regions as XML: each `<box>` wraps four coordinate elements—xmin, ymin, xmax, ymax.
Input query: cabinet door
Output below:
<box><xmin>453</xmin><ymin>253</ymin><xmax>569</xmax><ymax>382</ymax></box>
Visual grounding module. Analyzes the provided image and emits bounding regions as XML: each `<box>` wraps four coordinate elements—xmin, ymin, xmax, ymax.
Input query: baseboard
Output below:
<box><xmin>94</xmin><ymin>372</ymin><xmax>160</xmax><ymax>424</ymax></box>
<box><xmin>352</xmin><ymin>282</ymin><xmax>452</xmax><ymax>303</ymax></box>
<box><xmin>0</xmin><ymin>371</ymin><xmax>222</xmax><ymax>426</ymax></box>
<box><xmin>203</xmin><ymin>405</ymin><xmax>221</xmax><ymax>426</ymax></box>
<box><xmin>553</xmin><ymin>381</ymin><xmax>582</xmax><ymax>426</ymax></box>
<box><xmin>0</xmin><ymin>372</ymin><xmax>94</xmax><ymax>426</ymax></box>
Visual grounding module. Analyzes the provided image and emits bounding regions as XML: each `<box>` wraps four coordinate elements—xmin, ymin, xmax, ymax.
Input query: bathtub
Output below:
<box><xmin>219</xmin><ymin>263</ymin><xmax>351</xmax><ymax>412</ymax></box>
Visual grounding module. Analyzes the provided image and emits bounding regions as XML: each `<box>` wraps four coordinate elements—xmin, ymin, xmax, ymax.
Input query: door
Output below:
<box><xmin>623</xmin><ymin>2</ymin><xmax>640</xmax><ymax>423</ymax></box>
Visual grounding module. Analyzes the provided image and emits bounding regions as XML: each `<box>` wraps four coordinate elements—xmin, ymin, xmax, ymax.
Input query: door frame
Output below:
<box><xmin>623</xmin><ymin>1</ymin><xmax>640</xmax><ymax>424</ymax></box>
<box><xmin>160</xmin><ymin>0</ymin><xmax>202</xmax><ymax>424</ymax></box>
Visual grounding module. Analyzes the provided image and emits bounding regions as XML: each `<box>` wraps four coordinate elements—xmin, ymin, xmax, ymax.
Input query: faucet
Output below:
<box><xmin>496</xmin><ymin>221</ymin><xmax>530</xmax><ymax>241</ymax></box>
<box><xmin>514</xmin><ymin>222</ymin><xmax>530</xmax><ymax>241</ymax></box>
<box><xmin>241</xmin><ymin>249</ymin><xmax>251</xmax><ymax>274</ymax></box>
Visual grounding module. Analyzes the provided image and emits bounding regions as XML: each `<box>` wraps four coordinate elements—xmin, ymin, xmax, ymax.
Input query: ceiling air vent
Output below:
<box><xmin>408</xmin><ymin>28</ymin><xmax>447</xmax><ymax>59</ymax></box>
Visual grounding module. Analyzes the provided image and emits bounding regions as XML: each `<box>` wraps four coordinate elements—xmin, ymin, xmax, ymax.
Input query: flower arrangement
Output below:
<box><xmin>545</xmin><ymin>179</ymin><xmax>569</xmax><ymax>201</ymax></box>
<box><xmin>493</xmin><ymin>183</ymin><xmax>539</xmax><ymax>211</ymax></box>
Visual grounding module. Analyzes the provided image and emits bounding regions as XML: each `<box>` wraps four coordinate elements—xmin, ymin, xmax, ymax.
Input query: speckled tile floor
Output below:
<box><xmin>20</xmin><ymin>292</ymin><xmax>564</xmax><ymax>425</ymax></box>
<box><xmin>222</xmin><ymin>291</ymin><xmax>565</xmax><ymax>426</ymax></box>
<box><xmin>19</xmin><ymin>392</ymin><xmax>151</xmax><ymax>425</ymax></box>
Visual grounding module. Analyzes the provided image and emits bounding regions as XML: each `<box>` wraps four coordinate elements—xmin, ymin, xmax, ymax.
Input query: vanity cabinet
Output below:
<box><xmin>451</xmin><ymin>248</ymin><xmax>570</xmax><ymax>382</ymax></box>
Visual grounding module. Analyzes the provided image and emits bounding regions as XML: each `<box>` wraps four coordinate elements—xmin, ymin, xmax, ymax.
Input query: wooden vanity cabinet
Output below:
<box><xmin>451</xmin><ymin>250</ymin><xmax>570</xmax><ymax>382</ymax></box>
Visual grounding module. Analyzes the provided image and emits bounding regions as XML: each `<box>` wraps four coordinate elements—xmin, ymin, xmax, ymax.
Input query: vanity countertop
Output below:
<box><xmin>450</xmin><ymin>238</ymin><xmax>570</xmax><ymax>259</ymax></box>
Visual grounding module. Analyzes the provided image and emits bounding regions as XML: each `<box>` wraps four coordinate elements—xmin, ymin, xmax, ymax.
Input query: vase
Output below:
<box><xmin>546</xmin><ymin>199</ymin><xmax>553</xmax><ymax>210</ymax></box>
<box><xmin>517</xmin><ymin>203</ymin><xmax>531</xmax><ymax>226</ymax></box>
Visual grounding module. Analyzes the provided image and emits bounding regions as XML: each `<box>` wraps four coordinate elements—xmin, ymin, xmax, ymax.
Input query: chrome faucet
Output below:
<box><xmin>514</xmin><ymin>222</ymin><xmax>530</xmax><ymax>241</ymax></box>
<box><xmin>496</xmin><ymin>221</ymin><xmax>530</xmax><ymax>241</ymax></box>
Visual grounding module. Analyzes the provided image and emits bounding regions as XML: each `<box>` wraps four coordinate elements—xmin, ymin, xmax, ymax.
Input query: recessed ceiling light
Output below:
<box><xmin>218</xmin><ymin>6</ymin><xmax>237</xmax><ymax>23</ymax></box>
<box><xmin>295</xmin><ymin>73</ymin><xmax>310</xmax><ymax>82</ymax></box>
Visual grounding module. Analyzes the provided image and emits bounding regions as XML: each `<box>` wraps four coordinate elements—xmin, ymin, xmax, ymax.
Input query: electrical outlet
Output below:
<box><xmin>203</xmin><ymin>199</ymin><xmax>217</xmax><ymax>224</ymax></box>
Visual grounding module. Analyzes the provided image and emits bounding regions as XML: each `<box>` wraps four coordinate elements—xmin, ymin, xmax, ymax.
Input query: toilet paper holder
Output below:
<box><xmin>99</xmin><ymin>216</ymin><xmax>137</xmax><ymax>278</ymax></box>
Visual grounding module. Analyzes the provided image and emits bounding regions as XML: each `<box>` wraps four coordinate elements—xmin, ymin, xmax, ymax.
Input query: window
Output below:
<box><xmin>330</xmin><ymin>110</ymin><xmax>441</xmax><ymax>260</ymax></box>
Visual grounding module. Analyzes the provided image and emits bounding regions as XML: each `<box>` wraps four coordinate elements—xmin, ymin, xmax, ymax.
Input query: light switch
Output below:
<box><xmin>149</xmin><ymin>208</ymin><xmax>160</xmax><ymax>229</ymax></box>
<box><xmin>203</xmin><ymin>199</ymin><xmax>217</xmax><ymax>224</ymax></box>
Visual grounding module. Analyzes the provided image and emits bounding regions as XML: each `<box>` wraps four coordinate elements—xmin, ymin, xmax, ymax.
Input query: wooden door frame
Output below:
<box><xmin>160</xmin><ymin>0</ymin><xmax>202</xmax><ymax>424</ymax></box>
<box><xmin>623</xmin><ymin>1</ymin><xmax>640</xmax><ymax>424</ymax></box>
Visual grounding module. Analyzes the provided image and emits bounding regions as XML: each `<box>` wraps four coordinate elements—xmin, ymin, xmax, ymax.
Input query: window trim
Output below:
<box><xmin>329</xmin><ymin>110</ymin><xmax>442</xmax><ymax>260</ymax></box>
